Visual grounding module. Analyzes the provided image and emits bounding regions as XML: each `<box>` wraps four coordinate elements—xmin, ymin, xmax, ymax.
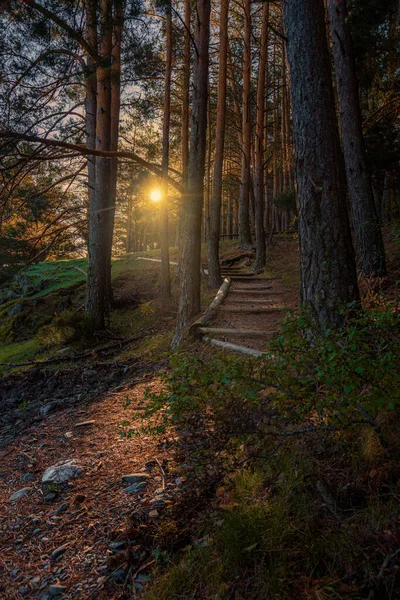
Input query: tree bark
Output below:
<box><xmin>86</xmin><ymin>0</ymin><xmax>113</xmax><ymax>332</ymax></box>
<box><xmin>207</xmin><ymin>0</ymin><xmax>229</xmax><ymax>289</ymax></box>
<box><xmin>105</xmin><ymin>0</ymin><xmax>124</xmax><ymax>307</ymax></box>
<box><xmin>282</xmin><ymin>0</ymin><xmax>359</xmax><ymax>326</ymax></box>
<box><xmin>83</xmin><ymin>0</ymin><xmax>97</xmax><ymax>254</ymax></box>
<box><xmin>327</xmin><ymin>0</ymin><xmax>386</xmax><ymax>277</ymax></box>
<box><xmin>176</xmin><ymin>0</ymin><xmax>191</xmax><ymax>254</ymax></box>
<box><xmin>254</xmin><ymin>2</ymin><xmax>269</xmax><ymax>271</ymax></box>
<box><xmin>238</xmin><ymin>0</ymin><xmax>253</xmax><ymax>249</ymax></box>
<box><xmin>172</xmin><ymin>0</ymin><xmax>211</xmax><ymax>347</ymax></box>
<box><xmin>160</xmin><ymin>0</ymin><xmax>172</xmax><ymax>298</ymax></box>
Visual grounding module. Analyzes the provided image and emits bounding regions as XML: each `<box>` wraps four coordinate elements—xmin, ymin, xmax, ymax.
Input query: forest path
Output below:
<box><xmin>202</xmin><ymin>265</ymin><xmax>295</xmax><ymax>354</ymax></box>
<box><xmin>0</xmin><ymin>361</ymin><xmax>204</xmax><ymax>599</ymax></box>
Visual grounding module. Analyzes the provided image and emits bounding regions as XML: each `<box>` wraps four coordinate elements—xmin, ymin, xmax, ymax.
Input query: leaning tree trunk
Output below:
<box><xmin>238</xmin><ymin>0</ymin><xmax>253</xmax><ymax>249</ymax></box>
<box><xmin>254</xmin><ymin>2</ymin><xmax>269</xmax><ymax>271</ymax></box>
<box><xmin>172</xmin><ymin>0</ymin><xmax>211</xmax><ymax>347</ymax></box>
<box><xmin>86</xmin><ymin>0</ymin><xmax>113</xmax><ymax>332</ymax></box>
<box><xmin>160</xmin><ymin>0</ymin><xmax>172</xmax><ymax>299</ymax></box>
<box><xmin>207</xmin><ymin>0</ymin><xmax>229</xmax><ymax>289</ymax></box>
<box><xmin>327</xmin><ymin>0</ymin><xmax>386</xmax><ymax>277</ymax></box>
<box><xmin>282</xmin><ymin>0</ymin><xmax>359</xmax><ymax>327</ymax></box>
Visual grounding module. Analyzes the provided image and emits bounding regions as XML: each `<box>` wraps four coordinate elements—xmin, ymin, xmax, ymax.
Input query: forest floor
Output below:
<box><xmin>1</xmin><ymin>232</ymin><xmax>400</xmax><ymax>599</ymax></box>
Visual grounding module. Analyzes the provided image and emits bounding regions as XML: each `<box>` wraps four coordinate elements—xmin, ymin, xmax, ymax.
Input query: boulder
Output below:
<box><xmin>42</xmin><ymin>460</ymin><xmax>82</xmax><ymax>484</ymax></box>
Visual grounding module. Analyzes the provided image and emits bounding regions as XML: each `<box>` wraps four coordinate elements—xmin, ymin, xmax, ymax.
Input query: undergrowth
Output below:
<box><xmin>137</xmin><ymin>305</ymin><xmax>400</xmax><ymax>600</ymax></box>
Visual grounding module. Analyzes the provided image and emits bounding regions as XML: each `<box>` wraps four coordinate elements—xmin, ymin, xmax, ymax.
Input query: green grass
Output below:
<box><xmin>0</xmin><ymin>339</ymin><xmax>41</xmax><ymax>372</ymax></box>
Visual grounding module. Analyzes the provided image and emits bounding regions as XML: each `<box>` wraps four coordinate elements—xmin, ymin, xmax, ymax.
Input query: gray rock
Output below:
<box><xmin>9</xmin><ymin>487</ymin><xmax>31</xmax><ymax>501</ymax></box>
<box><xmin>121</xmin><ymin>473</ymin><xmax>150</xmax><ymax>484</ymax></box>
<box><xmin>111</xmin><ymin>568</ymin><xmax>128</xmax><ymax>583</ymax></box>
<box><xmin>31</xmin><ymin>576</ymin><xmax>41</xmax><ymax>585</ymax></box>
<box><xmin>51</xmin><ymin>545</ymin><xmax>68</xmax><ymax>560</ymax></box>
<box><xmin>123</xmin><ymin>481</ymin><xmax>148</xmax><ymax>494</ymax></box>
<box><xmin>42</xmin><ymin>460</ymin><xmax>82</xmax><ymax>484</ymax></box>
<box><xmin>22</xmin><ymin>472</ymin><xmax>34</xmax><ymax>482</ymax></box>
<box><xmin>44</xmin><ymin>493</ymin><xmax>57</xmax><ymax>502</ymax></box>
<box><xmin>54</xmin><ymin>503</ymin><xmax>68</xmax><ymax>515</ymax></box>
<box><xmin>82</xmin><ymin>369</ymin><xmax>97</xmax><ymax>379</ymax></box>
<box><xmin>40</xmin><ymin>403</ymin><xmax>58</xmax><ymax>417</ymax></box>
<box><xmin>8</xmin><ymin>303</ymin><xmax>23</xmax><ymax>317</ymax></box>
<box><xmin>49</xmin><ymin>584</ymin><xmax>66</xmax><ymax>596</ymax></box>
<box><xmin>109</xmin><ymin>540</ymin><xmax>126</xmax><ymax>551</ymax></box>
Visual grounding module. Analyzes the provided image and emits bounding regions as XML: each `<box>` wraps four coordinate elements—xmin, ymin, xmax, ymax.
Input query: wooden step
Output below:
<box><xmin>219</xmin><ymin>306</ymin><xmax>285</xmax><ymax>314</ymax></box>
<box><xmin>198</xmin><ymin>327</ymin><xmax>277</xmax><ymax>337</ymax></box>
<box><xmin>230</xmin><ymin>288</ymin><xmax>279</xmax><ymax>294</ymax></box>
<box><xmin>224</xmin><ymin>298</ymin><xmax>277</xmax><ymax>305</ymax></box>
<box><xmin>204</xmin><ymin>337</ymin><xmax>265</xmax><ymax>357</ymax></box>
<box><xmin>231</xmin><ymin>285</ymin><xmax>278</xmax><ymax>291</ymax></box>
<box><xmin>229</xmin><ymin>276</ymin><xmax>277</xmax><ymax>282</ymax></box>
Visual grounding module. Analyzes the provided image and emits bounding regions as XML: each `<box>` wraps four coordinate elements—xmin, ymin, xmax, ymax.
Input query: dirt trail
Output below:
<box><xmin>204</xmin><ymin>265</ymin><xmax>297</xmax><ymax>353</ymax></box>
<box><xmin>0</xmin><ymin>362</ymin><xmax>195</xmax><ymax>599</ymax></box>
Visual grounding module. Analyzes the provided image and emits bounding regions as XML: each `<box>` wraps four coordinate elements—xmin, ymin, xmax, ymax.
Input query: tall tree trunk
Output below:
<box><xmin>176</xmin><ymin>0</ymin><xmax>191</xmax><ymax>254</ymax></box>
<box><xmin>254</xmin><ymin>2</ymin><xmax>269</xmax><ymax>271</ymax></box>
<box><xmin>238</xmin><ymin>0</ymin><xmax>252</xmax><ymax>248</ymax></box>
<box><xmin>84</xmin><ymin>0</ymin><xmax>97</xmax><ymax>254</ymax></box>
<box><xmin>327</xmin><ymin>0</ymin><xmax>386</xmax><ymax>277</ymax></box>
<box><xmin>207</xmin><ymin>0</ymin><xmax>229</xmax><ymax>288</ymax></box>
<box><xmin>105</xmin><ymin>0</ymin><xmax>124</xmax><ymax>308</ymax></box>
<box><xmin>86</xmin><ymin>0</ymin><xmax>113</xmax><ymax>331</ymax></box>
<box><xmin>172</xmin><ymin>0</ymin><xmax>211</xmax><ymax>347</ymax></box>
<box><xmin>282</xmin><ymin>0</ymin><xmax>359</xmax><ymax>326</ymax></box>
<box><xmin>160</xmin><ymin>0</ymin><xmax>172</xmax><ymax>298</ymax></box>
<box><xmin>272</xmin><ymin>40</ymin><xmax>279</xmax><ymax>232</ymax></box>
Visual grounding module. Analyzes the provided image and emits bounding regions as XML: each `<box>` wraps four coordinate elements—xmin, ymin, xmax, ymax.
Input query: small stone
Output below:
<box><xmin>9</xmin><ymin>487</ymin><xmax>31</xmax><ymax>501</ymax></box>
<box><xmin>32</xmin><ymin>528</ymin><xmax>41</xmax><ymax>536</ymax></box>
<box><xmin>123</xmin><ymin>482</ymin><xmax>148</xmax><ymax>494</ymax></box>
<box><xmin>8</xmin><ymin>303</ymin><xmax>23</xmax><ymax>317</ymax></box>
<box><xmin>40</xmin><ymin>403</ymin><xmax>58</xmax><ymax>417</ymax></box>
<box><xmin>18</xmin><ymin>586</ymin><xmax>29</xmax><ymax>595</ymax></box>
<box><xmin>42</xmin><ymin>460</ymin><xmax>82</xmax><ymax>484</ymax></box>
<box><xmin>64</xmin><ymin>432</ymin><xmax>73</xmax><ymax>439</ymax></box>
<box><xmin>121</xmin><ymin>473</ymin><xmax>150</xmax><ymax>484</ymax></box>
<box><xmin>82</xmin><ymin>369</ymin><xmax>97</xmax><ymax>378</ymax></box>
<box><xmin>51</xmin><ymin>545</ymin><xmax>68</xmax><ymax>560</ymax></box>
<box><xmin>22</xmin><ymin>473</ymin><xmax>34</xmax><ymax>482</ymax></box>
<box><xmin>155</xmin><ymin>487</ymin><xmax>164</xmax><ymax>495</ymax></box>
<box><xmin>149</xmin><ymin>499</ymin><xmax>165</xmax><ymax>508</ymax></box>
<box><xmin>109</xmin><ymin>540</ymin><xmax>126</xmax><ymax>550</ymax></box>
<box><xmin>49</xmin><ymin>584</ymin><xmax>66</xmax><ymax>596</ymax></box>
<box><xmin>31</xmin><ymin>576</ymin><xmax>41</xmax><ymax>584</ymax></box>
<box><xmin>149</xmin><ymin>509</ymin><xmax>159</xmax><ymax>517</ymax></box>
<box><xmin>44</xmin><ymin>493</ymin><xmax>57</xmax><ymax>502</ymax></box>
<box><xmin>111</xmin><ymin>567</ymin><xmax>128</xmax><ymax>583</ymax></box>
<box><xmin>54</xmin><ymin>503</ymin><xmax>68</xmax><ymax>515</ymax></box>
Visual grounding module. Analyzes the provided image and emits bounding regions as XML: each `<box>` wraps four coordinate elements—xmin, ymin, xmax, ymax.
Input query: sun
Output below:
<box><xmin>150</xmin><ymin>188</ymin><xmax>162</xmax><ymax>203</ymax></box>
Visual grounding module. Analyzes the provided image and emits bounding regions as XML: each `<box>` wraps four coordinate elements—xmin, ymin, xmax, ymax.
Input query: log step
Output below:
<box><xmin>232</xmin><ymin>285</ymin><xmax>275</xmax><ymax>294</ymax></box>
<box><xmin>198</xmin><ymin>327</ymin><xmax>277</xmax><ymax>337</ymax></box>
<box><xmin>230</xmin><ymin>288</ymin><xmax>278</xmax><ymax>294</ymax></box>
<box><xmin>219</xmin><ymin>306</ymin><xmax>284</xmax><ymax>314</ymax></box>
<box><xmin>229</xmin><ymin>276</ymin><xmax>277</xmax><ymax>282</ymax></box>
<box><xmin>204</xmin><ymin>337</ymin><xmax>265</xmax><ymax>357</ymax></box>
<box><xmin>224</xmin><ymin>298</ymin><xmax>277</xmax><ymax>305</ymax></box>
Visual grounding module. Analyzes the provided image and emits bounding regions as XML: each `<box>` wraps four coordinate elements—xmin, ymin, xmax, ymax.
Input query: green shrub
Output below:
<box><xmin>136</xmin><ymin>305</ymin><xmax>400</xmax><ymax>439</ymax></box>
